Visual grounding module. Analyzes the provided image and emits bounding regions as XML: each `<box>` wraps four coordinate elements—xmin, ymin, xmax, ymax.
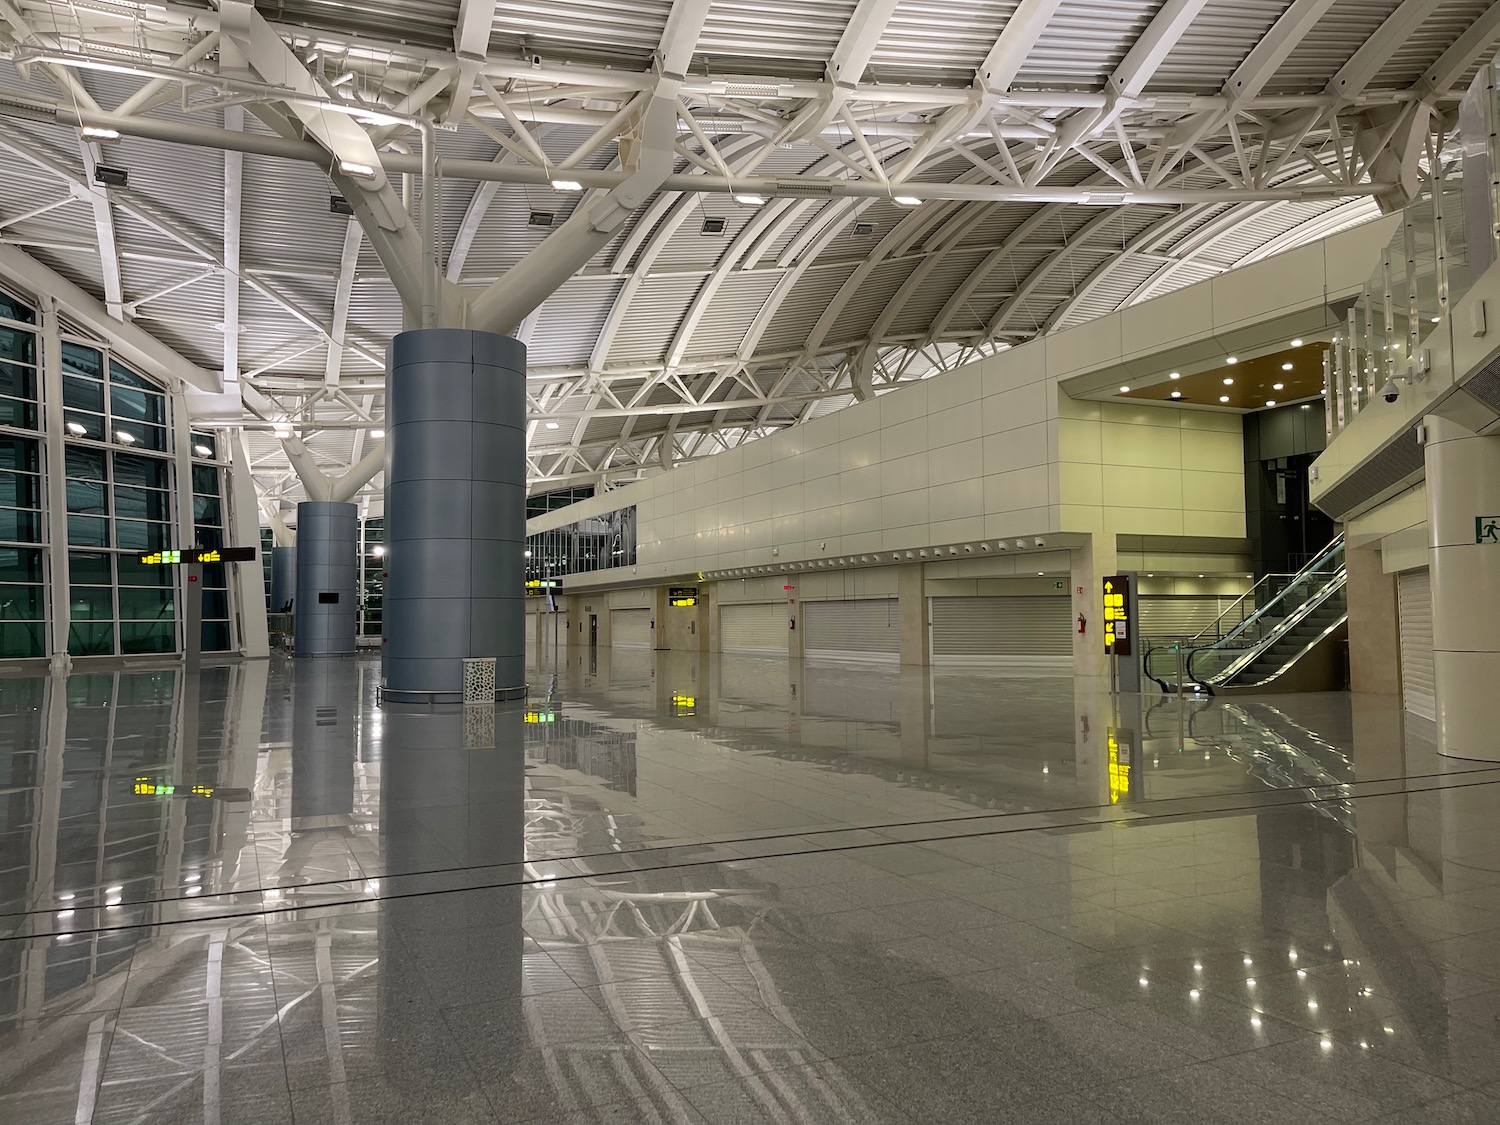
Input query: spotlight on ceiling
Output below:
<box><xmin>1281</xmin><ymin>362</ymin><xmax>1293</xmax><ymax>371</ymax></box>
<box><xmin>1219</xmin><ymin>395</ymin><xmax>1229</xmax><ymax>403</ymax></box>
<box><xmin>1169</xmin><ymin>371</ymin><xmax>1181</xmax><ymax>379</ymax></box>
<box><xmin>1170</xmin><ymin>390</ymin><xmax>1182</xmax><ymax>398</ymax></box>
<box><xmin>893</xmin><ymin>195</ymin><xmax>922</xmax><ymax>206</ymax></box>
<box><xmin>1290</xmin><ymin>339</ymin><xmax>1303</xmax><ymax>347</ymax></box>
<box><xmin>1225</xmin><ymin>356</ymin><xmax>1238</xmax><ymax>364</ymax></box>
<box><xmin>733</xmin><ymin>193</ymin><xmax>766</xmax><ymax>205</ymax></box>
<box><xmin>549</xmin><ymin>179</ymin><xmax>583</xmax><ymax>192</ymax></box>
<box><xmin>337</xmin><ymin>160</ymin><xmax>377</xmax><ymax>179</ymax></box>
<box><xmin>544</xmin><ymin>421</ymin><xmax>560</xmax><ymax>430</ymax></box>
<box><xmin>1272</xmin><ymin>383</ymin><xmax>1284</xmax><ymax>391</ymax></box>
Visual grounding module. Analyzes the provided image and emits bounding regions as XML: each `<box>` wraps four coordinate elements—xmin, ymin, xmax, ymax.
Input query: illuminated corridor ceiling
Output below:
<box><xmin>0</xmin><ymin>0</ymin><xmax>1494</xmax><ymax>504</ymax></box>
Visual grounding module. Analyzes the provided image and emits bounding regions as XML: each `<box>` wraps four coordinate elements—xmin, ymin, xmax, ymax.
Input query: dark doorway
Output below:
<box><xmin>589</xmin><ymin>614</ymin><xmax>598</xmax><ymax>648</ymax></box>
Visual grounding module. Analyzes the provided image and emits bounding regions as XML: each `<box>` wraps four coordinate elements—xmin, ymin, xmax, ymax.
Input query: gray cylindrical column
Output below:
<box><xmin>294</xmin><ymin>501</ymin><xmax>358</xmax><ymax>656</ymax></box>
<box><xmin>270</xmin><ymin>545</ymin><xmax>297</xmax><ymax>613</ymax></box>
<box><xmin>384</xmin><ymin>329</ymin><xmax>526</xmax><ymax>704</ymax></box>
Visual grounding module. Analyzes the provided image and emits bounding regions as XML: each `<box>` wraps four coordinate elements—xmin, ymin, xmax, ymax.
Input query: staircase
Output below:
<box><xmin>1145</xmin><ymin>535</ymin><xmax>1347</xmax><ymax>694</ymax></box>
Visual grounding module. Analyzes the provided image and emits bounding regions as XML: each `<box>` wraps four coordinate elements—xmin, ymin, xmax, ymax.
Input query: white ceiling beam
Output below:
<box><xmin>0</xmin><ymin>242</ymin><xmax>220</xmax><ymax>392</ymax></box>
<box><xmin>1328</xmin><ymin>0</ymin><xmax>1445</xmax><ymax>99</ymax></box>
<box><xmin>325</xmin><ymin>220</ymin><xmax>362</xmax><ymax>385</ymax></box>
<box><xmin>1224</xmin><ymin>0</ymin><xmax>1338</xmax><ymax>103</ymax></box>
<box><xmin>977</xmin><ymin>0</ymin><xmax>1064</xmax><ymax>93</ymax></box>
<box><xmin>447</xmin><ymin>0</ymin><xmax>496</xmax><ymax>122</ymax></box>
<box><xmin>76</xmin><ymin>141</ymin><xmax>124</xmax><ymax>321</ymax></box>
<box><xmin>213</xmin><ymin>0</ymin><xmax>435</xmax><ymax>320</ymax></box>
<box><xmin>223</xmin><ymin>105</ymin><xmax>243</xmax><ymax>386</ymax></box>
<box><xmin>469</xmin><ymin>0</ymin><xmax>711</xmax><ymax>336</ymax></box>
<box><xmin>1422</xmin><ymin>2</ymin><xmax>1500</xmax><ymax>95</ymax></box>
<box><xmin>1109</xmin><ymin>0</ymin><xmax>1211</xmax><ymax>101</ymax></box>
<box><xmin>779</xmin><ymin>0</ymin><xmax>901</xmax><ymax>143</ymax></box>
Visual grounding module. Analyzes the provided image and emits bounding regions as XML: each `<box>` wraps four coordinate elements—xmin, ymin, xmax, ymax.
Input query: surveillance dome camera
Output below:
<box><xmin>1380</xmin><ymin>378</ymin><xmax>1400</xmax><ymax>404</ymax></box>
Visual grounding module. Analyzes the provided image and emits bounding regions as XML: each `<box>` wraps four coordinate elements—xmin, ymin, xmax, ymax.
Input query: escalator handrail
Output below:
<box><xmin>1212</xmin><ymin>536</ymin><xmax>1345</xmax><ymax>650</ymax></box>
<box><xmin>1185</xmin><ymin>568</ymin><xmax>1347</xmax><ymax>688</ymax></box>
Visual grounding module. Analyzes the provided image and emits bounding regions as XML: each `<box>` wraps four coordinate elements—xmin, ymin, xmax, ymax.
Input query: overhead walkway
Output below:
<box><xmin>1146</xmin><ymin>535</ymin><xmax>1347</xmax><ymax>695</ymax></box>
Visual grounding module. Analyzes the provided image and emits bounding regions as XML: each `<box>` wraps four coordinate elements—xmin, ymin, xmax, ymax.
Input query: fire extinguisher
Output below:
<box><xmin>1077</xmin><ymin>613</ymin><xmax>1087</xmax><ymax>634</ymax></box>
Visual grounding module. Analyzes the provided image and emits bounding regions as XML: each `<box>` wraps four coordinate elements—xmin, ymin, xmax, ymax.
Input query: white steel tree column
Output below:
<box><xmin>1425</xmin><ymin>414</ymin><xmax>1500</xmax><ymax>761</ymax></box>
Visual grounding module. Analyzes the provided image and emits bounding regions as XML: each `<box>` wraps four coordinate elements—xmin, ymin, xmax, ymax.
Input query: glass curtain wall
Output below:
<box><xmin>524</xmin><ymin>506</ymin><xmax>636</xmax><ymax>584</ymax></box>
<box><xmin>0</xmin><ymin>296</ymin><xmax>43</xmax><ymax>658</ymax></box>
<box><xmin>359</xmin><ymin>516</ymin><xmax>383</xmax><ymax>638</ymax></box>
<box><xmin>0</xmin><ymin>284</ymin><xmax>238</xmax><ymax>660</ymax></box>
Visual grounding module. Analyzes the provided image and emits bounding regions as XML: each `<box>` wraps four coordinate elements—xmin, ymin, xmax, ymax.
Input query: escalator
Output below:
<box><xmin>1145</xmin><ymin>534</ymin><xmax>1347</xmax><ymax>695</ymax></box>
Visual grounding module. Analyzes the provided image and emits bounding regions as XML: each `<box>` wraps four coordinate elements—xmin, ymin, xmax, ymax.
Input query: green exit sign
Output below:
<box><xmin>1479</xmin><ymin>517</ymin><xmax>1500</xmax><ymax>544</ymax></box>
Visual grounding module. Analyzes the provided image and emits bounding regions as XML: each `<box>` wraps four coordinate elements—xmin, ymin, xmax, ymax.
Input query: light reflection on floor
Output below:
<box><xmin>1</xmin><ymin>649</ymin><xmax>1497</xmax><ymax>1124</ymax></box>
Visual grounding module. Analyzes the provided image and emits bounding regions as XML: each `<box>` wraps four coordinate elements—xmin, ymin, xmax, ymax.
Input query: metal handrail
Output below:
<box><xmin>1212</xmin><ymin>537</ymin><xmax>1345</xmax><ymax>650</ymax></box>
<box><xmin>1186</xmin><ymin>569</ymin><xmax>1347</xmax><ymax>689</ymax></box>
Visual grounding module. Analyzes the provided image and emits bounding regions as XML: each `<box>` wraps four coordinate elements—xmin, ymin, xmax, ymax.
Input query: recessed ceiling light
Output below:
<box><xmin>1170</xmin><ymin>390</ymin><xmax>1182</xmax><ymax>398</ymax></box>
<box><xmin>1219</xmin><ymin>395</ymin><xmax>1229</xmax><ymax>403</ymax></box>
<box><xmin>1226</xmin><ymin>356</ymin><xmax>1237</xmax><ymax>364</ymax></box>
<box><xmin>1281</xmin><ymin>362</ymin><xmax>1293</xmax><ymax>371</ymax></box>
<box><xmin>1169</xmin><ymin>371</ymin><xmax>1180</xmax><ymax>379</ymax></box>
<box><xmin>1272</xmin><ymin>383</ymin><xmax>1284</xmax><ymax>391</ymax></box>
<box><xmin>1431</xmin><ymin>316</ymin><xmax>1441</xmax><ymax>323</ymax></box>
<box><xmin>1119</xmin><ymin>385</ymin><xmax>1130</xmax><ymax>393</ymax></box>
<box><xmin>1223</xmin><ymin>377</ymin><xmax>1233</xmax><ymax>385</ymax></box>
<box><xmin>1266</xmin><ymin>400</ymin><xmax>1276</xmax><ymax>406</ymax></box>
<box><xmin>1290</xmin><ymin>339</ymin><xmax>1303</xmax><ymax>347</ymax></box>
<box><xmin>544</xmin><ymin>421</ymin><xmax>560</xmax><ymax>430</ymax></box>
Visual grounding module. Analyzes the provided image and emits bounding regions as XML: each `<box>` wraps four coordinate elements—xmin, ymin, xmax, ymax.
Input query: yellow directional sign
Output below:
<box><xmin>139</xmin><ymin>547</ymin><xmax>255</xmax><ymax>565</ymax></box>
<box><xmin>1102</xmin><ymin>574</ymin><xmax>1133</xmax><ymax>657</ymax></box>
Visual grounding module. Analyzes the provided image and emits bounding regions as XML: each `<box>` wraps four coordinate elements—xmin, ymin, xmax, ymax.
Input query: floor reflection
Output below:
<box><xmin>0</xmin><ymin>651</ymin><xmax>1498</xmax><ymax>1123</ymax></box>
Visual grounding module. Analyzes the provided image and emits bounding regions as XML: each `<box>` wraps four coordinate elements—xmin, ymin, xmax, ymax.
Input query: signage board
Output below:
<box><xmin>1102</xmin><ymin>574</ymin><xmax>1133</xmax><ymax>657</ymax></box>
<box><xmin>669</xmin><ymin>585</ymin><xmax>699</xmax><ymax>607</ymax></box>
<box><xmin>1478</xmin><ymin>516</ymin><xmax>1500</xmax><ymax>544</ymax></box>
<box><xmin>138</xmin><ymin>546</ymin><xmax>256</xmax><ymax>565</ymax></box>
<box><xmin>525</xmin><ymin>578</ymin><xmax>562</xmax><ymax>595</ymax></box>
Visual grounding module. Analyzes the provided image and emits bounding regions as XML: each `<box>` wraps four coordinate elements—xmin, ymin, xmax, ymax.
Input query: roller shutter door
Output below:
<box><xmin>803</xmin><ymin>599</ymin><xmax>899</xmax><ymax>662</ymax></box>
<box><xmin>931</xmin><ymin>597</ymin><xmax>1071</xmax><ymax>666</ymax></box>
<box><xmin>1397</xmin><ymin>569</ymin><xmax>1435</xmax><ymax>721</ymax></box>
<box><xmin>1138</xmin><ymin>596</ymin><xmax>1237</xmax><ymax>639</ymax></box>
<box><xmin>720</xmin><ymin>603</ymin><xmax>786</xmax><ymax>654</ymax></box>
<box><xmin>611</xmin><ymin>608</ymin><xmax>651</xmax><ymax>649</ymax></box>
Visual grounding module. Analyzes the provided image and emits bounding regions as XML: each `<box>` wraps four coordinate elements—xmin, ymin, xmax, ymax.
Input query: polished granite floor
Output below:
<box><xmin>2</xmin><ymin>646</ymin><xmax>1500</xmax><ymax>1123</ymax></box>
